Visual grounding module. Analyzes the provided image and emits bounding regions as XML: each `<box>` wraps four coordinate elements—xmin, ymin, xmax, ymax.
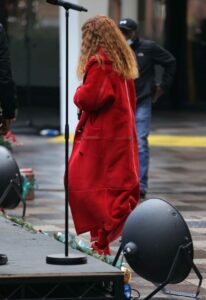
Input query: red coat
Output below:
<box><xmin>69</xmin><ymin>51</ymin><xmax>140</xmax><ymax>243</ymax></box>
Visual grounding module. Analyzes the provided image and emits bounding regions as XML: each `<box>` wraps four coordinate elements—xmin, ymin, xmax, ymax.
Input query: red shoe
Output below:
<box><xmin>91</xmin><ymin>242</ymin><xmax>111</xmax><ymax>256</ymax></box>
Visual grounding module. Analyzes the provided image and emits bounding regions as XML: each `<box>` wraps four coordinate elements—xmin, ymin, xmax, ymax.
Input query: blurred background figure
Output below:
<box><xmin>0</xmin><ymin>22</ymin><xmax>16</xmax><ymax>135</ymax></box>
<box><xmin>119</xmin><ymin>18</ymin><xmax>176</xmax><ymax>199</ymax></box>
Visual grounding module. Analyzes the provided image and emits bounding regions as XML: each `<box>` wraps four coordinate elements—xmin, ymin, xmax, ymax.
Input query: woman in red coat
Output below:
<box><xmin>69</xmin><ymin>15</ymin><xmax>140</xmax><ymax>255</ymax></box>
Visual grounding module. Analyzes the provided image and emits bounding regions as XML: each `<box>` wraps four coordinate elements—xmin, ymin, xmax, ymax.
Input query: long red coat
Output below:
<box><xmin>69</xmin><ymin>51</ymin><xmax>140</xmax><ymax>243</ymax></box>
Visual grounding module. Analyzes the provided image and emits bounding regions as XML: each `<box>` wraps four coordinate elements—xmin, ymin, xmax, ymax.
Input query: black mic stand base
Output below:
<box><xmin>0</xmin><ymin>254</ymin><xmax>8</xmax><ymax>265</ymax></box>
<box><xmin>46</xmin><ymin>253</ymin><xmax>87</xmax><ymax>265</ymax></box>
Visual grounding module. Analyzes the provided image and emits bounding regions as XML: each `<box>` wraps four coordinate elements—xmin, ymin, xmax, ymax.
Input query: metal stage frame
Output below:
<box><xmin>0</xmin><ymin>276</ymin><xmax>123</xmax><ymax>299</ymax></box>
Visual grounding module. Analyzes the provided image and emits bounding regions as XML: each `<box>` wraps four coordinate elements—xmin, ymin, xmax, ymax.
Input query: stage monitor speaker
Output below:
<box><xmin>113</xmin><ymin>198</ymin><xmax>202</xmax><ymax>299</ymax></box>
<box><xmin>0</xmin><ymin>146</ymin><xmax>25</xmax><ymax>215</ymax></box>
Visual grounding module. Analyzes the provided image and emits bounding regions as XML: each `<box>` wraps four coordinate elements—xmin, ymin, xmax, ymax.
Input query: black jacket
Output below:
<box><xmin>131</xmin><ymin>38</ymin><xmax>176</xmax><ymax>102</ymax></box>
<box><xmin>0</xmin><ymin>23</ymin><xmax>16</xmax><ymax>119</ymax></box>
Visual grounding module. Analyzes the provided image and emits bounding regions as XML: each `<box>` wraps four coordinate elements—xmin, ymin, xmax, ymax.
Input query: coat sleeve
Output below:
<box><xmin>74</xmin><ymin>63</ymin><xmax>115</xmax><ymax>112</ymax></box>
<box><xmin>152</xmin><ymin>42</ymin><xmax>176</xmax><ymax>91</ymax></box>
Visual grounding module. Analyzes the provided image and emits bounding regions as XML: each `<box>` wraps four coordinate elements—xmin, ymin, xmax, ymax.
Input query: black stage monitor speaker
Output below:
<box><xmin>113</xmin><ymin>198</ymin><xmax>202</xmax><ymax>299</ymax></box>
<box><xmin>0</xmin><ymin>146</ymin><xmax>24</xmax><ymax>214</ymax></box>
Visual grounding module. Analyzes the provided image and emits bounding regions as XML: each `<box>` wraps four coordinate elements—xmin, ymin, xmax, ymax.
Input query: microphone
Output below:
<box><xmin>46</xmin><ymin>0</ymin><xmax>87</xmax><ymax>11</ymax></box>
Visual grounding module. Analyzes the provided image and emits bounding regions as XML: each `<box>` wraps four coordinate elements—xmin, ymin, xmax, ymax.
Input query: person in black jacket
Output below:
<box><xmin>0</xmin><ymin>23</ymin><xmax>16</xmax><ymax>135</ymax></box>
<box><xmin>119</xmin><ymin>18</ymin><xmax>176</xmax><ymax>198</ymax></box>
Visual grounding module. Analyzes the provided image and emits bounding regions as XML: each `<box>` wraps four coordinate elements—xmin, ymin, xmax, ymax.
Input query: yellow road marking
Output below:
<box><xmin>149</xmin><ymin>135</ymin><xmax>206</xmax><ymax>147</ymax></box>
<box><xmin>50</xmin><ymin>134</ymin><xmax>206</xmax><ymax>147</ymax></box>
<box><xmin>50</xmin><ymin>134</ymin><xmax>74</xmax><ymax>143</ymax></box>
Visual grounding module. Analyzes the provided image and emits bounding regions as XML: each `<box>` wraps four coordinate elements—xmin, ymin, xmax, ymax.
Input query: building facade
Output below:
<box><xmin>1</xmin><ymin>0</ymin><xmax>206</xmax><ymax>133</ymax></box>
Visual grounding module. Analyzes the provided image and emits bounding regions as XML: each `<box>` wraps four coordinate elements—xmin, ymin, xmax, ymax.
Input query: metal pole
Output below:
<box><xmin>65</xmin><ymin>9</ymin><xmax>69</xmax><ymax>257</ymax></box>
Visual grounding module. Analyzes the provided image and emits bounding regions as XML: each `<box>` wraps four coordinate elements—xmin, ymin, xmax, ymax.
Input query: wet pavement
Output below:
<box><xmin>4</xmin><ymin>111</ymin><xmax>206</xmax><ymax>299</ymax></box>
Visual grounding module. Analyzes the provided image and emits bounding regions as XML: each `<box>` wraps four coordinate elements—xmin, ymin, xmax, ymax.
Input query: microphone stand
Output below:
<box><xmin>46</xmin><ymin>5</ymin><xmax>87</xmax><ymax>265</ymax></box>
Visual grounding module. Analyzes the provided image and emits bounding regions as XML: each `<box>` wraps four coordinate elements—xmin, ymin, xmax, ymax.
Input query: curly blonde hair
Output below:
<box><xmin>77</xmin><ymin>15</ymin><xmax>139</xmax><ymax>80</ymax></box>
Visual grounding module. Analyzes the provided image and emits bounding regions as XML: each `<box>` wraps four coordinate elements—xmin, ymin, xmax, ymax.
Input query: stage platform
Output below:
<box><xmin>0</xmin><ymin>217</ymin><xmax>124</xmax><ymax>299</ymax></box>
